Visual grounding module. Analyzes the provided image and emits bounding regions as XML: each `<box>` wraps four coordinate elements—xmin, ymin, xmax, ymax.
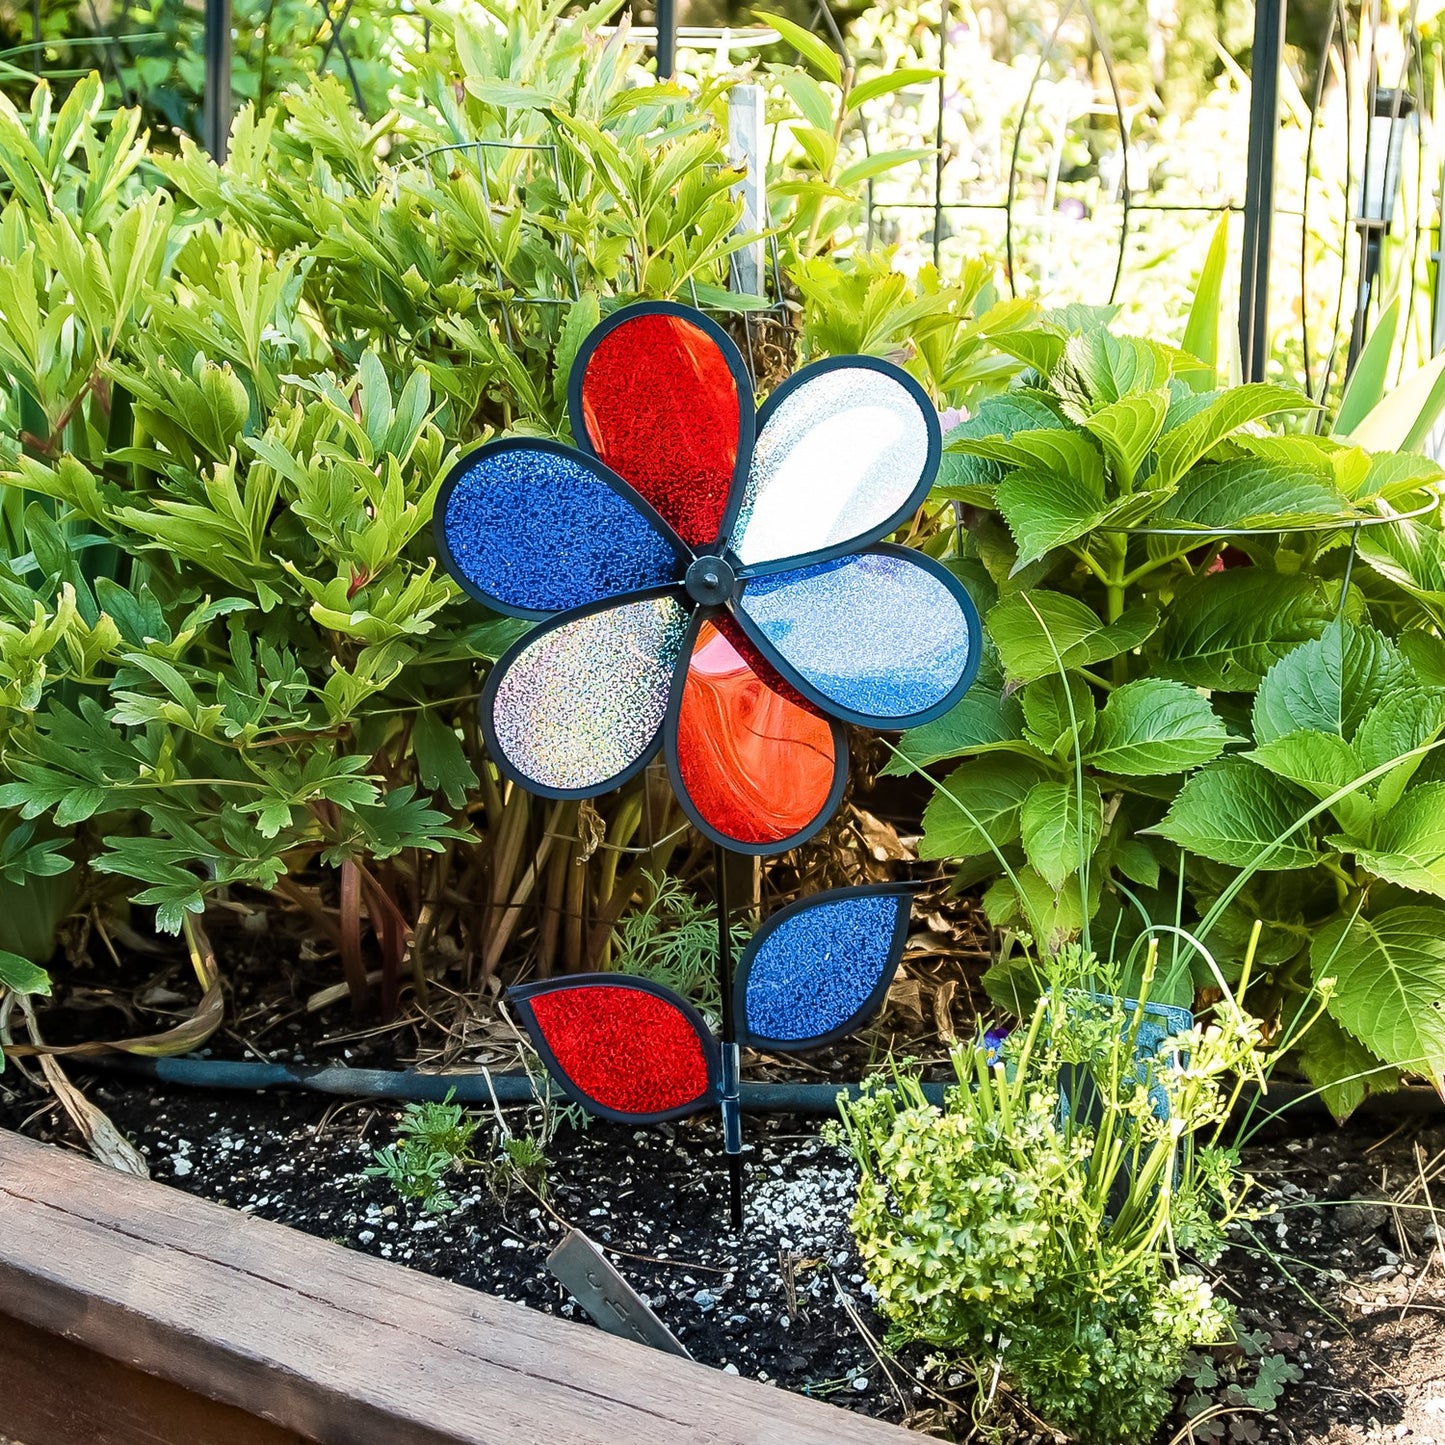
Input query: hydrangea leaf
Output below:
<box><xmin>920</xmin><ymin>754</ymin><xmax>1050</xmax><ymax>860</ymax></box>
<box><xmin>1337</xmin><ymin>782</ymin><xmax>1445</xmax><ymax>899</ymax></box>
<box><xmin>1244</xmin><ymin>730</ymin><xmax>1373</xmax><ymax>836</ymax></box>
<box><xmin>1296</xmin><ymin>1012</ymin><xmax>1399</xmax><ymax>1123</ymax></box>
<box><xmin>1020</xmin><ymin>778</ymin><xmax>1103</xmax><ymax>889</ymax></box>
<box><xmin>1022</xmin><ymin>673</ymin><xmax>1096</xmax><ymax>756</ymax></box>
<box><xmin>1312</xmin><ymin>908</ymin><xmax>1445</xmax><ymax>1094</ymax></box>
<box><xmin>1353</xmin><ymin>687</ymin><xmax>1445</xmax><ymax>812</ymax></box>
<box><xmin>1085</xmin><ymin>678</ymin><xmax>1228</xmax><ymax>777</ymax></box>
<box><xmin>1154</xmin><ymin>383</ymin><xmax>1314</xmax><ymax>488</ymax></box>
<box><xmin>1151</xmin><ymin>759</ymin><xmax>1317</xmax><ymax>870</ymax></box>
<box><xmin>988</xmin><ymin>591</ymin><xmax>1159</xmax><ymax>684</ymax></box>
<box><xmin>1081</xmin><ymin>389</ymin><xmax>1170</xmax><ymax>488</ymax></box>
<box><xmin>1252</xmin><ymin>622</ymin><xmax>1409</xmax><ymax>745</ymax></box>
<box><xmin>1155</xmin><ymin>569</ymin><xmax>1334</xmax><ymax>693</ymax></box>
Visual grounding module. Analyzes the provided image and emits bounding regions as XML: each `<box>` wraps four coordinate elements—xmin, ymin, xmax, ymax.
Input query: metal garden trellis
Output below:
<box><xmin>38</xmin><ymin>0</ymin><xmax>1437</xmax><ymax>396</ymax></box>
<box><xmin>770</xmin><ymin>0</ymin><xmax>1434</xmax><ymax>403</ymax></box>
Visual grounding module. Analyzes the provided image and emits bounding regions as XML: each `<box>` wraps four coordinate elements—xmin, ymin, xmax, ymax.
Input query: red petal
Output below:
<box><xmin>520</xmin><ymin>981</ymin><xmax>714</xmax><ymax>1119</ymax></box>
<box><xmin>577</xmin><ymin>310</ymin><xmax>744</xmax><ymax>549</ymax></box>
<box><xmin>674</xmin><ymin>619</ymin><xmax>841</xmax><ymax>847</ymax></box>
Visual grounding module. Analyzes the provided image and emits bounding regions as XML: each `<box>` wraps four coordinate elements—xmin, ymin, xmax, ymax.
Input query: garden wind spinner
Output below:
<box><xmin>435</xmin><ymin>300</ymin><xmax>982</xmax><ymax>854</ymax></box>
<box><xmin>435</xmin><ymin>300</ymin><xmax>983</xmax><ymax>1223</ymax></box>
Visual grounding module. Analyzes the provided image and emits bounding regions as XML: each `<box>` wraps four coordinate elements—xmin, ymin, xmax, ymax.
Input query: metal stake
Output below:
<box><xmin>1238</xmin><ymin>0</ymin><xmax>1285</xmax><ymax>382</ymax></box>
<box><xmin>713</xmin><ymin>843</ymin><xmax>743</xmax><ymax>1228</ymax></box>
<box><xmin>727</xmin><ymin>84</ymin><xmax>766</xmax><ymax>298</ymax></box>
<box><xmin>203</xmin><ymin>0</ymin><xmax>233</xmax><ymax>161</ymax></box>
<box><xmin>934</xmin><ymin>0</ymin><xmax>949</xmax><ymax>271</ymax></box>
<box><xmin>656</xmin><ymin>0</ymin><xmax>677</xmax><ymax>80</ymax></box>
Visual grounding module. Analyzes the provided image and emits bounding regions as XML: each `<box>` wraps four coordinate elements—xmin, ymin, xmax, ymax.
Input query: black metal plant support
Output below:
<box><xmin>655</xmin><ymin>0</ymin><xmax>676</xmax><ymax>80</ymax></box>
<box><xmin>712</xmin><ymin>844</ymin><xmax>743</xmax><ymax>1228</ymax></box>
<box><xmin>203</xmin><ymin>0</ymin><xmax>232</xmax><ymax>161</ymax></box>
<box><xmin>1239</xmin><ymin>0</ymin><xmax>1285</xmax><ymax>382</ymax></box>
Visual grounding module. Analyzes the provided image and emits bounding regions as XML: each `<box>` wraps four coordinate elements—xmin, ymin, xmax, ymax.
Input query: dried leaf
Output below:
<box><xmin>933</xmin><ymin>978</ymin><xmax>958</xmax><ymax>1044</ymax></box>
<box><xmin>887</xmin><ymin>974</ymin><xmax>925</xmax><ymax>1026</ymax></box>
<box><xmin>854</xmin><ymin>807</ymin><xmax>912</xmax><ymax>862</ymax></box>
<box><xmin>576</xmin><ymin>799</ymin><xmax>606</xmax><ymax>862</ymax></box>
<box><xmin>17</xmin><ymin>996</ymin><xmax>148</xmax><ymax>1178</ymax></box>
<box><xmin>7</xmin><ymin>917</ymin><xmax>223</xmax><ymax>1059</ymax></box>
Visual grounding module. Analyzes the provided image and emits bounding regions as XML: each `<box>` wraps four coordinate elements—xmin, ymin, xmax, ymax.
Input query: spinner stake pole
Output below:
<box><xmin>713</xmin><ymin>843</ymin><xmax>744</xmax><ymax>1229</ymax></box>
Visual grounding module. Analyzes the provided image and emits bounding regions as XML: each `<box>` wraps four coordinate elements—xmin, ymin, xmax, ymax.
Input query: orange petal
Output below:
<box><xmin>673</xmin><ymin>619</ymin><xmax>841</xmax><ymax>848</ymax></box>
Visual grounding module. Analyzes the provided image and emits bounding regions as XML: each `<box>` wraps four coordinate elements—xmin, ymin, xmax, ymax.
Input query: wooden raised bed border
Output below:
<box><xmin>0</xmin><ymin>1128</ymin><xmax>912</xmax><ymax>1445</ymax></box>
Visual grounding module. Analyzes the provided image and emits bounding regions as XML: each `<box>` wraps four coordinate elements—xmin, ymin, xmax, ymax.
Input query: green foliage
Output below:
<box><xmin>366</xmin><ymin>1091</ymin><xmax>482</xmax><ymax>1214</ymax></box>
<box><xmin>791</xmin><ymin>251</ymin><xmax>1028</xmax><ymax>407</ymax></box>
<box><xmin>0</xmin><ymin>939</ymin><xmax>51</xmax><ymax>1071</ymax></box>
<box><xmin>0</xmin><ymin>948</ymin><xmax>49</xmax><ymax>994</ymax></box>
<box><xmin>0</xmin><ymin>812</ymin><xmax>74</xmax><ymax>969</ymax></box>
<box><xmin>1183</xmin><ymin>1334</ymin><xmax>1304</xmax><ymax>1438</ymax></box>
<box><xmin>0</xmin><ymin>1</ymin><xmax>950</xmax><ymax>1017</ymax></box>
<box><xmin>833</xmin><ymin>945</ymin><xmax>1260</xmax><ymax>1443</ymax></box>
<box><xmin>896</xmin><ymin>285</ymin><xmax>1445</xmax><ymax>1112</ymax></box>
<box><xmin>611</xmin><ymin>868</ymin><xmax>749</xmax><ymax>1013</ymax></box>
<box><xmin>366</xmin><ymin>1085</ymin><xmax>568</xmax><ymax>1212</ymax></box>
<box><xmin>3</xmin><ymin>0</ymin><xmax>400</xmax><ymax>143</ymax></box>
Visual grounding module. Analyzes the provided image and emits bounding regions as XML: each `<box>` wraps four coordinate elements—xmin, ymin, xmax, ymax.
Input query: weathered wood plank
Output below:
<box><xmin>0</xmin><ymin>1311</ymin><xmax>307</xmax><ymax>1445</ymax></box>
<box><xmin>0</xmin><ymin>1129</ymin><xmax>913</xmax><ymax>1445</ymax></box>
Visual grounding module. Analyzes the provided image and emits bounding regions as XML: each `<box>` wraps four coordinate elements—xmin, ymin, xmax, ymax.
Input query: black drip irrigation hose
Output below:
<box><xmin>85</xmin><ymin>1052</ymin><xmax>947</xmax><ymax>1112</ymax></box>
<box><xmin>80</xmin><ymin>1053</ymin><xmax>1445</xmax><ymax>1125</ymax></box>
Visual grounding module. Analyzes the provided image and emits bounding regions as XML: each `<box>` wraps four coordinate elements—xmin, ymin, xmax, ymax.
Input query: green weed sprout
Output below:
<box><xmin>365</xmin><ymin>1091</ymin><xmax>482</xmax><ymax>1215</ymax></box>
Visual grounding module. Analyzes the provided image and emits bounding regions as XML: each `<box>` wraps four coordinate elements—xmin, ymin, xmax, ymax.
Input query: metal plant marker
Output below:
<box><xmin>546</xmin><ymin>1228</ymin><xmax>691</xmax><ymax>1358</ymax></box>
<box><xmin>435</xmin><ymin>300</ymin><xmax>981</xmax><ymax>1224</ymax></box>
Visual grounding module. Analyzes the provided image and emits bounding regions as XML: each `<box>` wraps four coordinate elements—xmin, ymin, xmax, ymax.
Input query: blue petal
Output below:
<box><xmin>737</xmin><ymin>887</ymin><xmax>911</xmax><ymax>1049</ymax></box>
<box><xmin>438</xmin><ymin>441</ymin><xmax>682</xmax><ymax>617</ymax></box>
<box><xmin>736</xmin><ymin>548</ymin><xmax>979</xmax><ymax>724</ymax></box>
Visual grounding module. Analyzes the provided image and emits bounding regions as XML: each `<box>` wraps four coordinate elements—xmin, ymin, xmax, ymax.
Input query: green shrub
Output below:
<box><xmin>833</xmin><ymin>944</ymin><xmax>1263</xmax><ymax>1443</ymax></box>
<box><xmin>0</xmin><ymin>2</ymin><xmax>997</xmax><ymax>1024</ymax></box>
<box><xmin>891</xmin><ymin>294</ymin><xmax>1445</xmax><ymax>1113</ymax></box>
<box><xmin>3</xmin><ymin>0</ymin><xmax>401</xmax><ymax>140</ymax></box>
<box><xmin>609</xmin><ymin>868</ymin><xmax>750</xmax><ymax>1013</ymax></box>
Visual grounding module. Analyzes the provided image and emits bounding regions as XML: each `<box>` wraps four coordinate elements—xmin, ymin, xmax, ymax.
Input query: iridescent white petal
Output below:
<box><xmin>488</xmin><ymin>597</ymin><xmax>689</xmax><ymax>792</ymax></box>
<box><xmin>730</xmin><ymin>363</ymin><xmax>936</xmax><ymax>568</ymax></box>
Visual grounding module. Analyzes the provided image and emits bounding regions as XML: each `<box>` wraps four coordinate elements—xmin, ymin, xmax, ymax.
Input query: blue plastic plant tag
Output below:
<box><xmin>1129</xmin><ymin>998</ymin><xmax>1194</xmax><ymax>1121</ymax></box>
<box><xmin>1057</xmin><ymin>990</ymin><xmax>1193</xmax><ymax>1125</ymax></box>
<box><xmin>1055</xmin><ymin>992</ymin><xmax>1194</xmax><ymax>1214</ymax></box>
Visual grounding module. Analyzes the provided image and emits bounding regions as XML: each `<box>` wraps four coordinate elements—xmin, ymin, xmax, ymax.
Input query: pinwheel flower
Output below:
<box><xmin>509</xmin><ymin>884</ymin><xmax>916</xmax><ymax>1124</ymax></box>
<box><xmin>435</xmin><ymin>300</ymin><xmax>981</xmax><ymax>853</ymax></box>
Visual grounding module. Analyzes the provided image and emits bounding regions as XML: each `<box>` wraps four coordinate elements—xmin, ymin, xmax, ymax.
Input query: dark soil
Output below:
<box><xmin>1205</xmin><ymin>1122</ymin><xmax>1445</xmax><ymax>1445</ymax></box>
<box><xmin>4</xmin><ymin>1068</ymin><xmax>1445</xmax><ymax>1444</ymax></box>
<box><xmin>5</xmin><ymin>913</ymin><xmax>1444</xmax><ymax>1441</ymax></box>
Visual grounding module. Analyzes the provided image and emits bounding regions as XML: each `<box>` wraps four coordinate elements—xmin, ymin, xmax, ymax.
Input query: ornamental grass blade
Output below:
<box><xmin>1181</xmin><ymin>212</ymin><xmax>1230</xmax><ymax>377</ymax></box>
<box><xmin>13</xmin><ymin>994</ymin><xmax>149</xmax><ymax>1177</ymax></box>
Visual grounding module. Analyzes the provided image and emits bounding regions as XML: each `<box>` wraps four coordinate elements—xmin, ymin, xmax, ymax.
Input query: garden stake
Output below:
<box><xmin>713</xmin><ymin>842</ymin><xmax>744</xmax><ymax>1227</ymax></box>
